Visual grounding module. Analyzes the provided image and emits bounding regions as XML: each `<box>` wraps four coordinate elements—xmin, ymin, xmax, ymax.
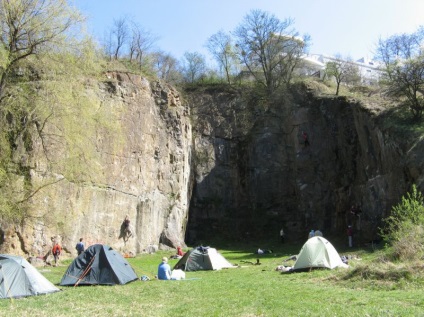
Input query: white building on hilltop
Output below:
<box><xmin>300</xmin><ymin>54</ymin><xmax>382</xmax><ymax>86</ymax></box>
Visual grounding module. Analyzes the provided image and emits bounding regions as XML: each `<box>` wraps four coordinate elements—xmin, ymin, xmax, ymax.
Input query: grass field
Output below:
<box><xmin>1</xmin><ymin>240</ymin><xmax>424</xmax><ymax>317</ymax></box>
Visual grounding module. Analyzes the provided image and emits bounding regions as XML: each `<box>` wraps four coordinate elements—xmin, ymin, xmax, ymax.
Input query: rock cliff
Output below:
<box><xmin>187</xmin><ymin>83</ymin><xmax>423</xmax><ymax>244</ymax></box>
<box><xmin>0</xmin><ymin>73</ymin><xmax>192</xmax><ymax>258</ymax></box>
<box><xmin>2</xmin><ymin>78</ymin><xmax>423</xmax><ymax>258</ymax></box>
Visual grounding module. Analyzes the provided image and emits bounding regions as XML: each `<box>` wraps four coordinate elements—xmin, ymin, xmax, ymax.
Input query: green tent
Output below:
<box><xmin>60</xmin><ymin>244</ymin><xmax>138</xmax><ymax>286</ymax></box>
<box><xmin>293</xmin><ymin>236</ymin><xmax>348</xmax><ymax>271</ymax></box>
<box><xmin>173</xmin><ymin>247</ymin><xmax>235</xmax><ymax>272</ymax></box>
<box><xmin>0</xmin><ymin>254</ymin><xmax>60</xmax><ymax>299</ymax></box>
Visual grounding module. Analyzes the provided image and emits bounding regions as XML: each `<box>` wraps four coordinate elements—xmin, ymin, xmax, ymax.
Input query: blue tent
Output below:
<box><xmin>60</xmin><ymin>244</ymin><xmax>137</xmax><ymax>286</ymax></box>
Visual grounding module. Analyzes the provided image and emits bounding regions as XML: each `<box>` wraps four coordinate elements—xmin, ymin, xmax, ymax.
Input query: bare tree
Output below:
<box><xmin>233</xmin><ymin>9</ymin><xmax>308</xmax><ymax>94</ymax></box>
<box><xmin>325</xmin><ymin>56</ymin><xmax>360</xmax><ymax>95</ymax></box>
<box><xmin>102</xmin><ymin>30</ymin><xmax>113</xmax><ymax>60</ymax></box>
<box><xmin>375</xmin><ymin>27</ymin><xmax>424</xmax><ymax>120</ymax></box>
<box><xmin>152</xmin><ymin>51</ymin><xmax>181</xmax><ymax>83</ymax></box>
<box><xmin>111</xmin><ymin>17</ymin><xmax>129</xmax><ymax>60</ymax></box>
<box><xmin>206</xmin><ymin>30</ymin><xmax>238</xmax><ymax>84</ymax></box>
<box><xmin>0</xmin><ymin>0</ymin><xmax>83</xmax><ymax>100</ymax></box>
<box><xmin>182</xmin><ymin>52</ymin><xmax>207</xmax><ymax>83</ymax></box>
<box><xmin>129</xmin><ymin>23</ymin><xmax>158</xmax><ymax>65</ymax></box>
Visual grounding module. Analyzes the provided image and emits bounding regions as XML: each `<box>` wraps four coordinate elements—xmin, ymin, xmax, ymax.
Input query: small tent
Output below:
<box><xmin>293</xmin><ymin>236</ymin><xmax>348</xmax><ymax>271</ymax></box>
<box><xmin>173</xmin><ymin>246</ymin><xmax>235</xmax><ymax>271</ymax></box>
<box><xmin>60</xmin><ymin>244</ymin><xmax>138</xmax><ymax>286</ymax></box>
<box><xmin>0</xmin><ymin>254</ymin><xmax>60</xmax><ymax>299</ymax></box>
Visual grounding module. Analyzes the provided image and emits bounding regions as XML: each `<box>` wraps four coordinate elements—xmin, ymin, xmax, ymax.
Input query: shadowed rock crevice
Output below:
<box><xmin>186</xmin><ymin>84</ymin><xmax>420</xmax><ymax>245</ymax></box>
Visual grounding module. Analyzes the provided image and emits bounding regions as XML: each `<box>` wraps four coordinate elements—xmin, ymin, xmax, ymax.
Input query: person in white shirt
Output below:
<box><xmin>280</xmin><ymin>228</ymin><xmax>285</xmax><ymax>243</ymax></box>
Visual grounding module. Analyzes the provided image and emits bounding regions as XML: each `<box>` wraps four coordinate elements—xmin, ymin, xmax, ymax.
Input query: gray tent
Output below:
<box><xmin>293</xmin><ymin>236</ymin><xmax>348</xmax><ymax>271</ymax></box>
<box><xmin>60</xmin><ymin>244</ymin><xmax>138</xmax><ymax>286</ymax></box>
<box><xmin>0</xmin><ymin>254</ymin><xmax>60</xmax><ymax>299</ymax></box>
<box><xmin>173</xmin><ymin>246</ymin><xmax>235</xmax><ymax>272</ymax></box>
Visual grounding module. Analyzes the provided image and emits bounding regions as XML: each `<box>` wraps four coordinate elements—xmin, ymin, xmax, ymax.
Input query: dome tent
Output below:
<box><xmin>0</xmin><ymin>254</ymin><xmax>60</xmax><ymax>299</ymax></box>
<box><xmin>60</xmin><ymin>244</ymin><xmax>138</xmax><ymax>286</ymax></box>
<box><xmin>173</xmin><ymin>246</ymin><xmax>235</xmax><ymax>272</ymax></box>
<box><xmin>293</xmin><ymin>236</ymin><xmax>348</xmax><ymax>271</ymax></box>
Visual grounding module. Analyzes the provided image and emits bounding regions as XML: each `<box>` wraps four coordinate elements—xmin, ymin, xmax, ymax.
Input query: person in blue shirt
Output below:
<box><xmin>157</xmin><ymin>257</ymin><xmax>171</xmax><ymax>280</ymax></box>
<box><xmin>75</xmin><ymin>238</ymin><xmax>85</xmax><ymax>256</ymax></box>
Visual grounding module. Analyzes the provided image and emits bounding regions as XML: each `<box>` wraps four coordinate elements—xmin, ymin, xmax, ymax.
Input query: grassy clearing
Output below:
<box><xmin>1</xmin><ymin>242</ymin><xmax>424</xmax><ymax>316</ymax></box>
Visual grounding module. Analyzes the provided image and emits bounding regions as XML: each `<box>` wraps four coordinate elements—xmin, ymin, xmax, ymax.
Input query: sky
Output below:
<box><xmin>72</xmin><ymin>0</ymin><xmax>424</xmax><ymax>65</ymax></box>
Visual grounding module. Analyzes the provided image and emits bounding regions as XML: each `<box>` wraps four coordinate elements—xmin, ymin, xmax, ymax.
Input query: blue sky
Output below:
<box><xmin>72</xmin><ymin>0</ymin><xmax>424</xmax><ymax>65</ymax></box>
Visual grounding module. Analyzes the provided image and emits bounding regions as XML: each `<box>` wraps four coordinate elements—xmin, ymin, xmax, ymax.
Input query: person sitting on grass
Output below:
<box><xmin>157</xmin><ymin>257</ymin><xmax>171</xmax><ymax>280</ymax></box>
<box><xmin>177</xmin><ymin>246</ymin><xmax>185</xmax><ymax>256</ymax></box>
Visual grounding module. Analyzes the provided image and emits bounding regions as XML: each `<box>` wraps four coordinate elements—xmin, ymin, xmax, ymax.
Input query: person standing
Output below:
<box><xmin>347</xmin><ymin>225</ymin><xmax>353</xmax><ymax>248</ymax></box>
<box><xmin>315</xmin><ymin>229</ymin><xmax>323</xmax><ymax>237</ymax></box>
<box><xmin>75</xmin><ymin>238</ymin><xmax>85</xmax><ymax>256</ymax></box>
<box><xmin>302</xmin><ymin>131</ymin><xmax>310</xmax><ymax>147</ymax></box>
<box><xmin>279</xmin><ymin>228</ymin><xmax>285</xmax><ymax>243</ymax></box>
<box><xmin>308</xmin><ymin>229</ymin><xmax>315</xmax><ymax>239</ymax></box>
<box><xmin>52</xmin><ymin>242</ymin><xmax>62</xmax><ymax>266</ymax></box>
<box><xmin>157</xmin><ymin>257</ymin><xmax>171</xmax><ymax>280</ymax></box>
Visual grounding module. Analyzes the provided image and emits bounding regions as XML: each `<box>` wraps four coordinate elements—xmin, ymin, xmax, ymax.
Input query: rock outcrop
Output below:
<box><xmin>187</xmin><ymin>83</ymin><xmax>422</xmax><ymax>244</ymax></box>
<box><xmin>0</xmin><ymin>73</ymin><xmax>192</xmax><ymax>258</ymax></box>
<box><xmin>2</xmin><ymin>78</ymin><xmax>423</xmax><ymax>258</ymax></box>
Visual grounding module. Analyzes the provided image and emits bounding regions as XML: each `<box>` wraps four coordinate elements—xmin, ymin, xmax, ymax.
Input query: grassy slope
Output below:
<box><xmin>1</xmin><ymin>242</ymin><xmax>424</xmax><ymax>317</ymax></box>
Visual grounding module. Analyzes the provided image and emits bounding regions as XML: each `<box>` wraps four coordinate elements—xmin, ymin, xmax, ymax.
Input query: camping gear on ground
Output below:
<box><xmin>293</xmin><ymin>236</ymin><xmax>348</xmax><ymax>271</ymax></box>
<box><xmin>170</xmin><ymin>269</ymin><xmax>185</xmax><ymax>280</ymax></box>
<box><xmin>140</xmin><ymin>275</ymin><xmax>150</xmax><ymax>281</ymax></box>
<box><xmin>173</xmin><ymin>246</ymin><xmax>235</xmax><ymax>271</ymax></box>
<box><xmin>0</xmin><ymin>254</ymin><xmax>60</xmax><ymax>299</ymax></box>
<box><xmin>60</xmin><ymin>244</ymin><xmax>138</xmax><ymax>286</ymax></box>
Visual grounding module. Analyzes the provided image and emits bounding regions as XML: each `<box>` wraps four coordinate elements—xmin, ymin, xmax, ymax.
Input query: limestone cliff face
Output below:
<box><xmin>2</xmin><ymin>79</ymin><xmax>423</xmax><ymax>258</ymax></box>
<box><xmin>187</xmin><ymin>84</ymin><xmax>421</xmax><ymax>244</ymax></box>
<box><xmin>1</xmin><ymin>73</ymin><xmax>192</xmax><ymax>258</ymax></box>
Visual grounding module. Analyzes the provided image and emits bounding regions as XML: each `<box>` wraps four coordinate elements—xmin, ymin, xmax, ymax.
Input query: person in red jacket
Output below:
<box><xmin>52</xmin><ymin>242</ymin><xmax>62</xmax><ymax>266</ymax></box>
<box><xmin>177</xmin><ymin>246</ymin><xmax>185</xmax><ymax>256</ymax></box>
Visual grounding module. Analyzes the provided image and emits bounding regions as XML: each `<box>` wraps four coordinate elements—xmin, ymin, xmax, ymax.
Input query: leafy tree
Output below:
<box><xmin>206</xmin><ymin>30</ymin><xmax>239</xmax><ymax>84</ymax></box>
<box><xmin>0</xmin><ymin>0</ymin><xmax>83</xmax><ymax>100</ymax></box>
<box><xmin>181</xmin><ymin>51</ymin><xmax>207</xmax><ymax>83</ymax></box>
<box><xmin>0</xmin><ymin>0</ymin><xmax>116</xmax><ymax>221</ymax></box>
<box><xmin>375</xmin><ymin>27</ymin><xmax>424</xmax><ymax>120</ymax></box>
<box><xmin>233</xmin><ymin>9</ymin><xmax>308</xmax><ymax>94</ymax></box>
<box><xmin>325</xmin><ymin>56</ymin><xmax>360</xmax><ymax>95</ymax></box>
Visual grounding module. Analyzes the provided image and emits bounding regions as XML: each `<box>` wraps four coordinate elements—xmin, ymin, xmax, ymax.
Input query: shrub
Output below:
<box><xmin>391</xmin><ymin>223</ymin><xmax>424</xmax><ymax>260</ymax></box>
<box><xmin>381</xmin><ymin>185</ymin><xmax>424</xmax><ymax>260</ymax></box>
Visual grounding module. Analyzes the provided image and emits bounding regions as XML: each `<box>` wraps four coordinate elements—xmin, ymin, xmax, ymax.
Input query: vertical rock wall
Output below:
<box><xmin>187</xmin><ymin>84</ymin><xmax>420</xmax><ymax>244</ymax></box>
<box><xmin>2</xmin><ymin>79</ymin><xmax>424</xmax><ymax>258</ymax></box>
<box><xmin>0</xmin><ymin>73</ymin><xmax>193</xmax><ymax>258</ymax></box>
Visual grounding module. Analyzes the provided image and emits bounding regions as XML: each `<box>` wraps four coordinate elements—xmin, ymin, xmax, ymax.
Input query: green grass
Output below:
<box><xmin>1</xmin><ymin>243</ymin><xmax>424</xmax><ymax>316</ymax></box>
